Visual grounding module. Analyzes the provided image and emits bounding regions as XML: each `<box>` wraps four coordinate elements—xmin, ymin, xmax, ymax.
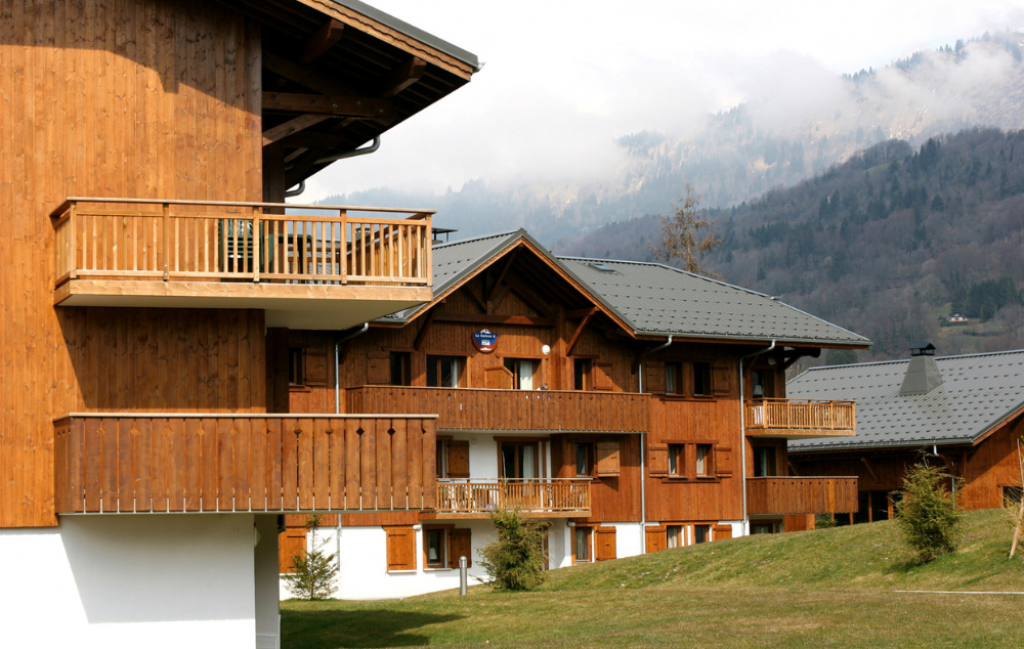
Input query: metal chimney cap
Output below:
<box><xmin>910</xmin><ymin>342</ymin><xmax>936</xmax><ymax>356</ymax></box>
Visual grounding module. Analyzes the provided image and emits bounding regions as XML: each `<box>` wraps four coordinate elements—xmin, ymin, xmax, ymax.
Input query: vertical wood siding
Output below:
<box><xmin>0</xmin><ymin>0</ymin><xmax>262</xmax><ymax>527</ymax></box>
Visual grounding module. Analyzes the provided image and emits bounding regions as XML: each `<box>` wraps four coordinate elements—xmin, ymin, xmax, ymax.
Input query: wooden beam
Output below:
<box><xmin>504</xmin><ymin>275</ymin><xmax>556</xmax><ymax>318</ymax></box>
<box><xmin>433</xmin><ymin>313</ymin><xmax>554</xmax><ymax>327</ymax></box>
<box><xmin>263</xmin><ymin>51</ymin><xmax>355</xmax><ymax>97</ymax></box>
<box><xmin>860</xmin><ymin>457</ymin><xmax>880</xmax><ymax>483</ymax></box>
<box><xmin>302</xmin><ymin>19</ymin><xmax>346</xmax><ymax>63</ymax></box>
<box><xmin>631</xmin><ymin>342</ymin><xmax>657</xmax><ymax>375</ymax></box>
<box><xmin>375</xmin><ymin>56</ymin><xmax>427</xmax><ymax>98</ymax></box>
<box><xmin>566</xmin><ymin>307</ymin><xmax>598</xmax><ymax>319</ymax></box>
<box><xmin>464</xmin><ymin>282</ymin><xmax>488</xmax><ymax>314</ymax></box>
<box><xmin>566</xmin><ymin>308</ymin><xmax>597</xmax><ymax>356</ymax></box>
<box><xmin>262</xmin><ymin>114</ymin><xmax>332</xmax><ymax>147</ymax></box>
<box><xmin>488</xmin><ymin>247</ymin><xmax>519</xmax><ymax>303</ymax></box>
<box><xmin>262</xmin><ymin>92</ymin><xmax>392</xmax><ymax>119</ymax></box>
<box><xmin>413</xmin><ymin>307</ymin><xmax>438</xmax><ymax>351</ymax></box>
<box><xmin>280</xmin><ymin>130</ymin><xmax>352</xmax><ymax>150</ymax></box>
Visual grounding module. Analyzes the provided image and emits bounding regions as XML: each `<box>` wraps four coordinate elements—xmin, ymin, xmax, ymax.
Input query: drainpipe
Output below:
<box><xmin>284</xmin><ymin>180</ymin><xmax>305</xmax><ymax>198</ymax></box>
<box><xmin>638</xmin><ymin>336</ymin><xmax>672</xmax><ymax>554</ymax></box>
<box><xmin>335</xmin><ymin>323</ymin><xmax>369</xmax><ymax>414</ymax></box>
<box><xmin>315</xmin><ymin>136</ymin><xmax>381</xmax><ymax>166</ymax></box>
<box><xmin>739</xmin><ymin>339</ymin><xmax>776</xmax><ymax>536</ymax></box>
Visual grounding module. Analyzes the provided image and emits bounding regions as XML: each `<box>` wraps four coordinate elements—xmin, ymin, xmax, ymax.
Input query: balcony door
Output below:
<box><xmin>500</xmin><ymin>441</ymin><xmax>538</xmax><ymax>479</ymax></box>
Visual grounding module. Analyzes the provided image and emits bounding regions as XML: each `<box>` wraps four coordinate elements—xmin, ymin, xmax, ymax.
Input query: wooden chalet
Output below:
<box><xmin>0</xmin><ymin>0</ymin><xmax>478</xmax><ymax>646</ymax></box>
<box><xmin>274</xmin><ymin>230</ymin><xmax>870</xmax><ymax>598</ymax></box>
<box><xmin>788</xmin><ymin>345</ymin><xmax>1024</xmax><ymax>526</ymax></box>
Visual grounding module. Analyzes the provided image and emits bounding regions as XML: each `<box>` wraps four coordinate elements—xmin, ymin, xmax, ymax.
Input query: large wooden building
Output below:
<box><xmin>789</xmin><ymin>345</ymin><xmax>1024</xmax><ymax>526</ymax></box>
<box><xmin>275</xmin><ymin>230</ymin><xmax>870</xmax><ymax>599</ymax></box>
<box><xmin>0</xmin><ymin>1</ymin><xmax>479</xmax><ymax>647</ymax></box>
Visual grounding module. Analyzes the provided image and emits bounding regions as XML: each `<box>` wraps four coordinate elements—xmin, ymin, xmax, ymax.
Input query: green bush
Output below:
<box><xmin>283</xmin><ymin>514</ymin><xmax>339</xmax><ymax>600</ymax></box>
<box><xmin>814</xmin><ymin>513</ymin><xmax>838</xmax><ymax>529</ymax></box>
<box><xmin>894</xmin><ymin>464</ymin><xmax>964</xmax><ymax>563</ymax></box>
<box><xmin>478</xmin><ymin>508</ymin><xmax>548</xmax><ymax>591</ymax></box>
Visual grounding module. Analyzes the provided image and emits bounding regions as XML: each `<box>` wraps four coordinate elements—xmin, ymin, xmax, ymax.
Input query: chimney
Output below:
<box><xmin>899</xmin><ymin>342</ymin><xmax>942</xmax><ymax>396</ymax></box>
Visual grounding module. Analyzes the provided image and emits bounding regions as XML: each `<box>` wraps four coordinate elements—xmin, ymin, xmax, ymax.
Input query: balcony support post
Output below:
<box><xmin>739</xmin><ymin>339</ymin><xmax>776</xmax><ymax>535</ymax></box>
<box><xmin>68</xmin><ymin>202</ymin><xmax>78</xmax><ymax>280</ymax></box>
<box><xmin>161</xmin><ymin>203</ymin><xmax>170</xmax><ymax>281</ymax></box>
<box><xmin>252</xmin><ymin>206</ymin><xmax>261</xmax><ymax>283</ymax></box>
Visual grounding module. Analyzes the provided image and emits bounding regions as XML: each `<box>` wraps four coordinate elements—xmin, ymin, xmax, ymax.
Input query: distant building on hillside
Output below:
<box><xmin>947</xmin><ymin>312</ymin><xmax>969</xmax><ymax>324</ymax></box>
<box><xmin>787</xmin><ymin>344</ymin><xmax>1024</xmax><ymax>526</ymax></box>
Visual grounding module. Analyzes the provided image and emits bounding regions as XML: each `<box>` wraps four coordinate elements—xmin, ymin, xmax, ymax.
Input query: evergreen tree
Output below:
<box><xmin>283</xmin><ymin>514</ymin><xmax>339</xmax><ymax>600</ymax></box>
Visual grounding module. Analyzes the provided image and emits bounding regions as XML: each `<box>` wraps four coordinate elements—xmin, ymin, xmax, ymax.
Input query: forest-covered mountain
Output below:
<box><xmin>558</xmin><ymin>128</ymin><xmax>1024</xmax><ymax>363</ymax></box>
<box><xmin>320</xmin><ymin>32</ymin><xmax>1024</xmax><ymax>244</ymax></box>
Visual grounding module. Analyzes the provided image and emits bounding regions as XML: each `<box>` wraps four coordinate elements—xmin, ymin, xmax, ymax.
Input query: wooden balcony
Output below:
<box><xmin>53</xmin><ymin>413</ymin><xmax>437</xmax><ymax>514</ymax></box>
<box><xmin>746</xmin><ymin>477</ymin><xmax>859</xmax><ymax>515</ymax></box>
<box><xmin>51</xmin><ymin>198</ymin><xmax>434</xmax><ymax>329</ymax></box>
<box><xmin>745</xmin><ymin>398</ymin><xmax>855</xmax><ymax>438</ymax></box>
<box><xmin>431</xmin><ymin>479</ymin><xmax>591</xmax><ymax>518</ymax></box>
<box><xmin>346</xmin><ymin>386</ymin><xmax>650</xmax><ymax>433</ymax></box>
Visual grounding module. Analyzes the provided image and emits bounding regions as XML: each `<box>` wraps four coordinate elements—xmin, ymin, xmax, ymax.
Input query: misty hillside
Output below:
<box><xmin>560</xmin><ymin>128</ymin><xmax>1024</xmax><ymax>364</ymax></box>
<box><xmin>320</xmin><ymin>32</ymin><xmax>1024</xmax><ymax>244</ymax></box>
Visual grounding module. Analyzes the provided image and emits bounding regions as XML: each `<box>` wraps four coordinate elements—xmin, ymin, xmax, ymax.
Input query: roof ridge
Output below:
<box><xmin>432</xmin><ymin>230</ymin><xmax>521</xmax><ymax>250</ymax></box>
<box><xmin>801</xmin><ymin>347</ymin><xmax>1024</xmax><ymax>373</ymax></box>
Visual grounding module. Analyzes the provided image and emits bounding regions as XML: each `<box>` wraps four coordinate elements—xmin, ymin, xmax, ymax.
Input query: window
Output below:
<box><xmin>288</xmin><ymin>348</ymin><xmax>304</xmax><ymax>385</ymax></box>
<box><xmin>436</xmin><ymin>439</ymin><xmax>448</xmax><ymax>478</ymax></box>
<box><xmin>693</xmin><ymin>524</ymin><xmax>710</xmax><ymax>544</ymax></box>
<box><xmin>504</xmin><ymin>358</ymin><xmax>536</xmax><ymax>390</ymax></box>
<box><xmin>424</xmin><ymin>528</ymin><xmax>447</xmax><ymax>568</ymax></box>
<box><xmin>753</xmin><ymin>447</ymin><xmax>777</xmax><ymax>477</ymax></box>
<box><xmin>574</xmin><ymin>358</ymin><xmax>593</xmax><ymax>390</ymax></box>
<box><xmin>427</xmin><ymin>356</ymin><xmax>462</xmax><ymax>388</ymax></box>
<box><xmin>1004</xmin><ymin>486</ymin><xmax>1023</xmax><ymax>506</ymax></box>
<box><xmin>668</xmin><ymin>444</ymin><xmax>686</xmax><ymax>477</ymax></box>
<box><xmin>574</xmin><ymin>527</ymin><xmax>592</xmax><ymax>563</ymax></box>
<box><xmin>576</xmin><ymin>442</ymin><xmax>594</xmax><ymax>476</ymax></box>
<box><xmin>438</xmin><ymin>438</ymin><xmax>469</xmax><ymax>479</ymax></box>
<box><xmin>695</xmin><ymin>444</ymin><xmax>712</xmax><ymax>477</ymax></box>
<box><xmin>751</xmin><ymin>370</ymin><xmax>772</xmax><ymax>399</ymax></box>
<box><xmin>752</xmin><ymin>523</ymin><xmax>776</xmax><ymax>535</ymax></box>
<box><xmin>666</xmin><ymin>525</ymin><xmax>682</xmax><ymax>549</ymax></box>
<box><xmin>693</xmin><ymin>363</ymin><xmax>712</xmax><ymax>396</ymax></box>
<box><xmin>665</xmin><ymin>362</ymin><xmax>683</xmax><ymax>394</ymax></box>
<box><xmin>390</xmin><ymin>352</ymin><xmax>411</xmax><ymax>386</ymax></box>
<box><xmin>500</xmin><ymin>441</ymin><xmax>538</xmax><ymax>479</ymax></box>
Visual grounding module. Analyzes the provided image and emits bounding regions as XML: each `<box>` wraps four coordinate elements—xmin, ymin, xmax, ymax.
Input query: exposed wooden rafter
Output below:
<box><xmin>263</xmin><ymin>92</ymin><xmax>392</xmax><ymax>119</ymax></box>
<box><xmin>434</xmin><ymin>313</ymin><xmax>554</xmax><ymax>327</ymax></box>
<box><xmin>263</xmin><ymin>51</ymin><xmax>355</xmax><ymax>97</ymax></box>
<box><xmin>262</xmin><ymin>113</ymin><xmax>332</xmax><ymax>146</ymax></box>
<box><xmin>302</xmin><ymin>19</ymin><xmax>346</xmax><ymax>63</ymax></box>
<box><xmin>413</xmin><ymin>307</ymin><xmax>438</xmax><ymax>351</ymax></box>
<box><xmin>566</xmin><ymin>307</ymin><xmax>597</xmax><ymax>356</ymax></box>
<box><xmin>488</xmin><ymin>247</ymin><xmax>519</xmax><ymax>303</ymax></box>
<box><xmin>375</xmin><ymin>56</ymin><xmax>427</xmax><ymax>98</ymax></box>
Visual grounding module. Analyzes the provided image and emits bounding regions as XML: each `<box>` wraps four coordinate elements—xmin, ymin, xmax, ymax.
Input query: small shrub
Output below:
<box><xmin>814</xmin><ymin>513</ymin><xmax>838</xmax><ymax>529</ymax></box>
<box><xmin>283</xmin><ymin>514</ymin><xmax>339</xmax><ymax>600</ymax></box>
<box><xmin>894</xmin><ymin>464</ymin><xmax>964</xmax><ymax>563</ymax></box>
<box><xmin>478</xmin><ymin>507</ymin><xmax>548</xmax><ymax>591</ymax></box>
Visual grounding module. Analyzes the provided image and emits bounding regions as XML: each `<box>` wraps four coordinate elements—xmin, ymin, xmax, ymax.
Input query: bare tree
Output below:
<box><xmin>654</xmin><ymin>183</ymin><xmax>722</xmax><ymax>276</ymax></box>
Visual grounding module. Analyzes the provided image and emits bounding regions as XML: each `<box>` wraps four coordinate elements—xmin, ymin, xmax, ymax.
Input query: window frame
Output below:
<box><xmin>503</xmin><ymin>357</ymin><xmax>540</xmax><ymax>390</ymax></box>
<box><xmin>753</xmin><ymin>446</ymin><xmax>778</xmax><ymax>477</ymax></box>
<box><xmin>498</xmin><ymin>439</ymin><xmax>541</xmax><ymax>480</ymax></box>
<box><xmin>662</xmin><ymin>440</ymin><xmax>719</xmax><ymax>482</ymax></box>
<box><xmin>288</xmin><ymin>348</ymin><xmax>305</xmax><ymax>386</ymax></box>
<box><xmin>389</xmin><ymin>351</ymin><xmax>412</xmax><ymax>386</ymax></box>
<box><xmin>575</xmin><ymin>442</ymin><xmax>595</xmax><ymax>477</ymax></box>
<box><xmin>426</xmin><ymin>355</ymin><xmax>465</xmax><ymax>388</ymax></box>
<box><xmin>573</xmin><ymin>358</ymin><xmax>593</xmax><ymax>391</ymax></box>
<box><xmin>422</xmin><ymin>524</ymin><xmax>454</xmax><ymax>570</ymax></box>
<box><xmin>665</xmin><ymin>362</ymin><xmax>684</xmax><ymax>395</ymax></box>
<box><xmin>573</xmin><ymin>526</ymin><xmax>594</xmax><ymax>564</ymax></box>
<box><xmin>695</xmin><ymin>444</ymin><xmax>713</xmax><ymax>477</ymax></box>
<box><xmin>692</xmin><ymin>362</ymin><xmax>712</xmax><ymax>397</ymax></box>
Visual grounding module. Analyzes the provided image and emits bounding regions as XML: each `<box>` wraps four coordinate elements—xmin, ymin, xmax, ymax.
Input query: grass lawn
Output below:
<box><xmin>282</xmin><ymin>510</ymin><xmax>1024</xmax><ymax>649</ymax></box>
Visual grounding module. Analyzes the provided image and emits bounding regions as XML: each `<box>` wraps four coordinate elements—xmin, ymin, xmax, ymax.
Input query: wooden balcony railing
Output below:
<box><xmin>51</xmin><ymin>198</ymin><xmax>433</xmax><ymax>288</ymax></box>
<box><xmin>54</xmin><ymin>413</ymin><xmax>437</xmax><ymax>514</ymax></box>
<box><xmin>436</xmin><ymin>479</ymin><xmax>591</xmax><ymax>516</ymax></box>
<box><xmin>746</xmin><ymin>476</ymin><xmax>859</xmax><ymax>515</ymax></box>
<box><xmin>347</xmin><ymin>386</ymin><xmax>650</xmax><ymax>433</ymax></box>
<box><xmin>745</xmin><ymin>398</ymin><xmax>855</xmax><ymax>437</ymax></box>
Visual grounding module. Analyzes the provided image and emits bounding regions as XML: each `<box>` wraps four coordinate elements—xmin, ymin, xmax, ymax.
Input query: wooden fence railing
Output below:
<box><xmin>51</xmin><ymin>198</ymin><xmax>433</xmax><ymax>288</ymax></box>
<box><xmin>54</xmin><ymin>413</ymin><xmax>437</xmax><ymax>514</ymax></box>
<box><xmin>746</xmin><ymin>476</ymin><xmax>859</xmax><ymax>515</ymax></box>
<box><xmin>745</xmin><ymin>399</ymin><xmax>855</xmax><ymax>434</ymax></box>
<box><xmin>347</xmin><ymin>386</ymin><xmax>650</xmax><ymax>432</ymax></box>
<box><xmin>436</xmin><ymin>480</ymin><xmax>591</xmax><ymax>515</ymax></box>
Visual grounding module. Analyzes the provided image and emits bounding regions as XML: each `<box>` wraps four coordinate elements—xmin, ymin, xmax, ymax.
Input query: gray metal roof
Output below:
<box><xmin>332</xmin><ymin>1</ymin><xmax>481</xmax><ymax>71</ymax></box>
<box><xmin>788</xmin><ymin>349</ymin><xmax>1024</xmax><ymax>452</ymax></box>
<box><xmin>379</xmin><ymin>230</ymin><xmax>870</xmax><ymax>348</ymax></box>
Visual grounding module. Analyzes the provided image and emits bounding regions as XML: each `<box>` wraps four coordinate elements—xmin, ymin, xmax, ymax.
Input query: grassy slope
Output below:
<box><xmin>282</xmin><ymin>510</ymin><xmax>1024</xmax><ymax>649</ymax></box>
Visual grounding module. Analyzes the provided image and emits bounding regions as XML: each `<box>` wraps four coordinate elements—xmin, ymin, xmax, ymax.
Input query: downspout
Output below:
<box><xmin>284</xmin><ymin>180</ymin><xmax>305</xmax><ymax>198</ymax></box>
<box><xmin>739</xmin><ymin>339</ymin><xmax>776</xmax><ymax>536</ymax></box>
<box><xmin>335</xmin><ymin>323</ymin><xmax>369</xmax><ymax>414</ymax></box>
<box><xmin>315</xmin><ymin>136</ymin><xmax>381</xmax><ymax>165</ymax></box>
<box><xmin>639</xmin><ymin>336</ymin><xmax>672</xmax><ymax>553</ymax></box>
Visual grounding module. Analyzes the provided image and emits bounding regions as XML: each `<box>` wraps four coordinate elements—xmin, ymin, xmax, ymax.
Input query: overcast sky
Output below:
<box><xmin>302</xmin><ymin>0</ymin><xmax>1024</xmax><ymax>201</ymax></box>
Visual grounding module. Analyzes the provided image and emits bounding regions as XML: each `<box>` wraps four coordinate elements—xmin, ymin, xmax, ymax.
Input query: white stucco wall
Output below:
<box><xmin>0</xmin><ymin>514</ymin><xmax>259</xmax><ymax>649</ymax></box>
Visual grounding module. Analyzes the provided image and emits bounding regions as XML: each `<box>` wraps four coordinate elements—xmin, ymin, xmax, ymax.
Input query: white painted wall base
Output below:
<box><xmin>0</xmin><ymin>515</ymin><xmax>259</xmax><ymax>649</ymax></box>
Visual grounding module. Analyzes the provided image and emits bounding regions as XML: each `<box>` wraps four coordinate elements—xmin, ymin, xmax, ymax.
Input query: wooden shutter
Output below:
<box><xmin>645</xmin><ymin>361</ymin><xmax>665</xmax><ymax>393</ymax></box>
<box><xmin>448</xmin><ymin>440</ymin><xmax>470</xmax><ymax>478</ymax></box>
<box><xmin>484</xmin><ymin>365</ymin><xmax>514</xmax><ymax>389</ymax></box>
<box><xmin>594</xmin><ymin>362</ymin><xmax>614</xmax><ymax>391</ymax></box>
<box><xmin>367</xmin><ymin>351</ymin><xmax>390</xmax><ymax>385</ymax></box>
<box><xmin>386</xmin><ymin>526</ymin><xmax>416</xmax><ymax>572</ymax></box>
<box><xmin>712</xmin><ymin>524</ymin><xmax>733</xmax><ymax>541</ymax></box>
<box><xmin>305</xmin><ymin>349</ymin><xmax>328</xmax><ymax>386</ymax></box>
<box><xmin>712</xmin><ymin>360</ymin><xmax>731</xmax><ymax>397</ymax></box>
<box><xmin>645</xmin><ymin>526</ymin><xmax>666</xmax><ymax>553</ymax></box>
<box><xmin>715</xmin><ymin>445</ymin><xmax>733</xmax><ymax>478</ymax></box>
<box><xmin>278</xmin><ymin>528</ymin><xmax>307</xmax><ymax>573</ymax></box>
<box><xmin>649</xmin><ymin>445</ymin><xmax>668</xmax><ymax>476</ymax></box>
<box><xmin>448</xmin><ymin>528</ymin><xmax>472</xmax><ymax>568</ymax></box>
<box><xmin>595</xmin><ymin>441</ymin><xmax>621</xmax><ymax>476</ymax></box>
<box><xmin>595</xmin><ymin>527</ymin><xmax>617</xmax><ymax>561</ymax></box>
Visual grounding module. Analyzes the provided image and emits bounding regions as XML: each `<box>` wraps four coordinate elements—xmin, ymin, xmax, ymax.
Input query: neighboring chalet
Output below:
<box><xmin>1</xmin><ymin>1</ymin><xmax>479</xmax><ymax>648</ymax></box>
<box><xmin>276</xmin><ymin>230</ymin><xmax>871</xmax><ymax>599</ymax></box>
<box><xmin>788</xmin><ymin>345</ymin><xmax>1024</xmax><ymax>526</ymax></box>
